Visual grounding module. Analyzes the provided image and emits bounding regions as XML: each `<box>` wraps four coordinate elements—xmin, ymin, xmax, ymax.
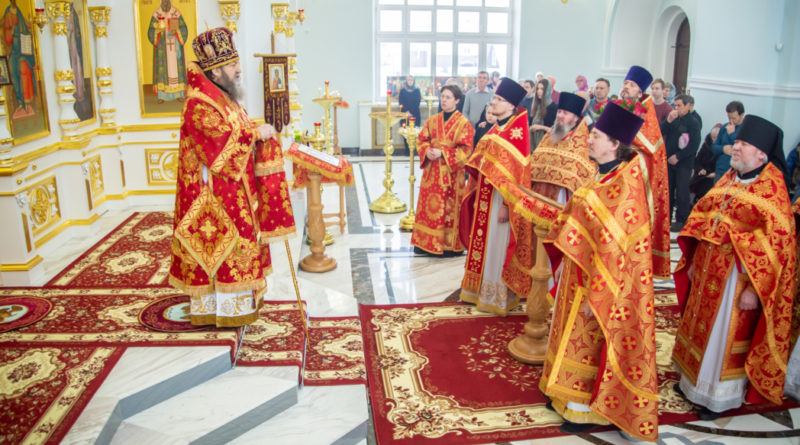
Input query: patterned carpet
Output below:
<box><xmin>360</xmin><ymin>297</ymin><xmax>798</xmax><ymax>445</ymax></box>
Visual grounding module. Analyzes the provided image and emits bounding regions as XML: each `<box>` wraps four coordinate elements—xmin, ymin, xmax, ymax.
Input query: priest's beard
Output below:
<box><xmin>730</xmin><ymin>158</ymin><xmax>764</xmax><ymax>176</ymax></box>
<box><xmin>214</xmin><ymin>70</ymin><xmax>245</xmax><ymax>104</ymax></box>
<box><xmin>549</xmin><ymin>123</ymin><xmax>573</xmax><ymax>142</ymax></box>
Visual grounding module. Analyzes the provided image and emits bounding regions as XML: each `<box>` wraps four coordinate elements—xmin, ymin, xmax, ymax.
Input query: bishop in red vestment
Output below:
<box><xmin>169</xmin><ymin>28</ymin><xmax>293</xmax><ymax>327</ymax></box>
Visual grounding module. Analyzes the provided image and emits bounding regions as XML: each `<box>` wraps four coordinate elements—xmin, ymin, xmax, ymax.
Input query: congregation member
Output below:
<box><xmin>712</xmin><ymin>101</ymin><xmax>745</xmax><ymax>182</ymax></box>
<box><xmin>398</xmin><ymin>75</ymin><xmax>421</xmax><ymax>127</ymax></box>
<box><xmin>573</xmin><ymin>74</ymin><xmax>588</xmax><ymax>93</ymax></box>
<box><xmin>620</xmin><ymin>65</ymin><xmax>672</xmax><ymax>280</ymax></box>
<box><xmin>650</xmin><ymin>78</ymin><xmax>673</xmax><ymax>122</ymax></box>
<box><xmin>661</xmin><ymin>94</ymin><xmax>702</xmax><ymax>232</ymax></box>
<box><xmin>548</xmin><ymin>75</ymin><xmax>560</xmax><ymax>104</ymax></box>
<box><xmin>584</xmin><ymin>78</ymin><xmax>610</xmax><ymax>124</ymax></box>
<box><xmin>473</xmin><ymin>101</ymin><xmax>497</xmax><ymax>146</ymax></box>
<box><xmin>519</xmin><ymin>79</ymin><xmax>535</xmax><ymax>115</ymax></box>
<box><xmin>528</xmin><ymin>78</ymin><xmax>557</xmax><ymax>150</ymax></box>
<box><xmin>672</xmin><ymin>115</ymin><xmax>795</xmax><ymax>420</ymax></box>
<box><xmin>459</xmin><ymin>78</ymin><xmax>532</xmax><ymax>316</ymax></box>
<box><xmin>463</xmin><ymin>71</ymin><xmax>493</xmax><ymax>127</ymax></box>
<box><xmin>664</xmin><ymin>81</ymin><xmax>675</xmax><ymax>104</ymax></box>
<box><xmin>689</xmin><ymin>124</ymin><xmax>722</xmax><ymax>203</ymax></box>
<box><xmin>540</xmin><ymin>102</ymin><xmax>658</xmax><ymax>441</ymax></box>
<box><xmin>411</xmin><ymin>85</ymin><xmax>474</xmax><ymax>256</ymax></box>
<box><xmin>169</xmin><ymin>27</ymin><xmax>290</xmax><ymax>327</ymax></box>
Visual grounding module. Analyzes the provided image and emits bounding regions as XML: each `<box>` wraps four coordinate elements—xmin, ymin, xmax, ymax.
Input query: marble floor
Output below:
<box><xmin>29</xmin><ymin>157</ymin><xmax>800</xmax><ymax>444</ymax></box>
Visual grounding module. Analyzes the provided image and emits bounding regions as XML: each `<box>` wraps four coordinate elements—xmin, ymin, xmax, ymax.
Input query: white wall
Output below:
<box><xmin>294</xmin><ymin>0</ymin><xmax>373</xmax><ymax>148</ymax></box>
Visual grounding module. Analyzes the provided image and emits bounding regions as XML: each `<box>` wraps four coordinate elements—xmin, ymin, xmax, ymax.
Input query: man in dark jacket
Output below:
<box><xmin>661</xmin><ymin>94</ymin><xmax>702</xmax><ymax>231</ymax></box>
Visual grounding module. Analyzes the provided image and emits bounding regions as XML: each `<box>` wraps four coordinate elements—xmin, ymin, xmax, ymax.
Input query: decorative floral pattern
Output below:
<box><xmin>303</xmin><ymin>317</ymin><xmax>366</xmax><ymax>386</ymax></box>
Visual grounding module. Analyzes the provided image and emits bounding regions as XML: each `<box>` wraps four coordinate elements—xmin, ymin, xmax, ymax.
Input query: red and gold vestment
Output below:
<box><xmin>411</xmin><ymin>110</ymin><xmax>474</xmax><ymax>254</ymax></box>
<box><xmin>169</xmin><ymin>62</ymin><xmax>292</xmax><ymax>327</ymax></box>
<box><xmin>672</xmin><ymin>164</ymin><xmax>795</xmax><ymax>406</ymax></box>
<box><xmin>459</xmin><ymin>112</ymin><xmax>533</xmax><ymax>315</ymax></box>
<box><xmin>529</xmin><ymin>119</ymin><xmax>597</xmax><ymax>201</ymax></box>
<box><xmin>632</xmin><ymin>95</ymin><xmax>671</xmax><ymax>279</ymax></box>
<box><xmin>541</xmin><ymin>156</ymin><xmax>658</xmax><ymax>441</ymax></box>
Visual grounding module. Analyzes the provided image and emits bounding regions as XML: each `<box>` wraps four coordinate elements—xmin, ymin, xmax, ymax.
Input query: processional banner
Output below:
<box><xmin>261</xmin><ymin>54</ymin><xmax>292</xmax><ymax>132</ymax></box>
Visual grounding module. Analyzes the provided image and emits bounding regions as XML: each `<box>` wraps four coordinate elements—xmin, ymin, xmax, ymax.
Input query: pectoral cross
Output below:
<box><xmin>711</xmin><ymin>213</ymin><xmax>723</xmax><ymax>231</ymax></box>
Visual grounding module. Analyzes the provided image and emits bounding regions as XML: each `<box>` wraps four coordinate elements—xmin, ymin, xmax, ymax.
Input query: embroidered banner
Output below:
<box><xmin>262</xmin><ymin>55</ymin><xmax>291</xmax><ymax>132</ymax></box>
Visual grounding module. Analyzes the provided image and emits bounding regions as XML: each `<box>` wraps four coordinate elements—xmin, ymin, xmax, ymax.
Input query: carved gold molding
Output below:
<box><xmin>27</xmin><ymin>175</ymin><xmax>61</xmax><ymax>236</ymax></box>
<box><xmin>145</xmin><ymin>149</ymin><xmax>178</xmax><ymax>185</ymax></box>
<box><xmin>54</xmin><ymin>69</ymin><xmax>74</xmax><ymax>81</ymax></box>
<box><xmin>219</xmin><ymin>1</ymin><xmax>240</xmax><ymax>33</ymax></box>
<box><xmin>88</xmin><ymin>6</ymin><xmax>111</xmax><ymax>25</ymax></box>
<box><xmin>94</xmin><ymin>26</ymin><xmax>107</xmax><ymax>38</ymax></box>
<box><xmin>0</xmin><ymin>255</ymin><xmax>43</xmax><ymax>272</ymax></box>
<box><xmin>96</xmin><ymin>67</ymin><xmax>112</xmax><ymax>77</ymax></box>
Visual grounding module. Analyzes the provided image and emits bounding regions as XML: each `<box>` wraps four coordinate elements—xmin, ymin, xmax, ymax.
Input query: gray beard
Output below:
<box><xmin>549</xmin><ymin>123</ymin><xmax>572</xmax><ymax>142</ymax></box>
<box><xmin>217</xmin><ymin>72</ymin><xmax>245</xmax><ymax>104</ymax></box>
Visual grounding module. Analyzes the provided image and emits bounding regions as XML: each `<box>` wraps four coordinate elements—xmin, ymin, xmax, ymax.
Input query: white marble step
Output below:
<box><xmin>62</xmin><ymin>346</ymin><xmax>232</xmax><ymax>445</ymax></box>
<box><xmin>110</xmin><ymin>366</ymin><xmax>299</xmax><ymax>445</ymax></box>
<box><xmin>228</xmin><ymin>384</ymin><xmax>369</xmax><ymax>445</ymax></box>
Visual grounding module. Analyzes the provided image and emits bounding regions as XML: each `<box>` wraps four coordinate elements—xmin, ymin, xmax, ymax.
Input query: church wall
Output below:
<box><xmin>294</xmin><ymin>0</ymin><xmax>372</xmax><ymax>149</ymax></box>
<box><xmin>517</xmin><ymin>0</ymin><xmax>607</xmax><ymax>92</ymax></box>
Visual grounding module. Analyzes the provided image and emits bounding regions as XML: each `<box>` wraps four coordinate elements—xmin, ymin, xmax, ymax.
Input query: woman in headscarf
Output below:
<box><xmin>574</xmin><ymin>74</ymin><xmax>588</xmax><ymax>93</ymax></box>
<box><xmin>528</xmin><ymin>78</ymin><xmax>556</xmax><ymax>151</ymax></box>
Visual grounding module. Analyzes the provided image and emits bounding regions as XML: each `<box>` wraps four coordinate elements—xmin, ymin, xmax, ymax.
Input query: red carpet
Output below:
<box><xmin>0</xmin><ymin>345</ymin><xmax>124</xmax><ymax>444</ymax></box>
<box><xmin>361</xmin><ymin>297</ymin><xmax>798</xmax><ymax>445</ymax></box>
<box><xmin>46</xmin><ymin>212</ymin><xmax>173</xmax><ymax>288</ymax></box>
<box><xmin>303</xmin><ymin>317</ymin><xmax>366</xmax><ymax>386</ymax></box>
<box><xmin>236</xmin><ymin>301</ymin><xmax>307</xmax><ymax>367</ymax></box>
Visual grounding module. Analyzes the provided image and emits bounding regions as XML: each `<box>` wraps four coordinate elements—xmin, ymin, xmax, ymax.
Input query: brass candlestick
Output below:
<box><xmin>312</xmin><ymin>81</ymin><xmax>341</xmax><ymax>155</ymax></box>
<box><xmin>398</xmin><ymin>118</ymin><xmax>421</xmax><ymax>231</ymax></box>
<box><xmin>299</xmin><ymin>123</ymin><xmax>337</xmax><ymax>273</ymax></box>
<box><xmin>423</xmin><ymin>95</ymin><xmax>437</xmax><ymax>125</ymax></box>
<box><xmin>368</xmin><ymin>90</ymin><xmax>409</xmax><ymax>213</ymax></box>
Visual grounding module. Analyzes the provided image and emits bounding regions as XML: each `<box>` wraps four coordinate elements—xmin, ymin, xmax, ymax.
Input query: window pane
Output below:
<box><xmin>457</xmin><ymin>43</ymin><xmax>479</xmax><ymax>75</ymax></box>
<box><xmin>379</xmin><ymin>10</ymin><xmax>402</xmax><ymax>32</ymax></box>
<box><xmin>409</xmin><ymin>10</ymin><xmax>432</xmax><ymax>32</ymax></box>
<box><xmin>379</xmin><ymin>0</ymin><xmax>404</xmax><ymax>4</ymax></box>
<box><xmin>484</xmin><ymin>0</ymin><xmax>509</xmax><ymax>6</ymax></box>
<box><xmin>380</xmin><ymin>42</ymin><xmax>403</xmax><ymax>95</ymax></box>
<box><xmin>408</xmin><ymin>0</ymin><xmax>434</xmax><ymax>4</ymax></box>
<box><xmin>486</xmin><ymin>43</ymin><xmax>507</xmax><ymax>74</ymax></box>
<box><xmin>456</xmin><ymin>0</ymin><xmax>481</xmax><ymax>6</ymax></box>
<box><xmin>486</xmin><ymin>12</ymin><xmax>507</xmax><ymax>33</ymax></box>
<box><xmin>436</xmin><ymin>9</ymin><xmax>453</xmax><ymax>32</ymax></box>
<box><xmin>457</xmin><ymin>11</ymin><xmax>479</xmax><ymax>33</ymax></box>
<box><xmin>435</xmin><ymin>41</ymin><xmax>453</xmax><ymax>76</ymax></box>
<box><xmin>437</xmin><ymin>0</ymin><xmax>454</xmax><ymax>4</ymax></box>
<box><xmin>409</xmin><ymin>42</ymin><xmax>432</xmax><ymax>76</ymax></box>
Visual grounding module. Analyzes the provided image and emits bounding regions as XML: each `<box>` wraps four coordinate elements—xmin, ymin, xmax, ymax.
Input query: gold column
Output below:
<box><xmin>368</xmin><ymin>92</ymin><xmax>408</xmax><ymax>213</ymax></box>
<box><xmin>46</xmin><ymin>0</ymin><xmax>81</xmax><ymax>138</ymax></box>
<box><xmin>218</xmin><ymin>1</ymin><xmax>240</xmax><ymax>33</ymax></box>
<box><xmin>88</xmin><ymin>7</ymin><xmax>115</xmax><ymax>128</ymax></box>
<box><xmin>398</xmin><ymin>118</ymin><xmax>420</xmax><ymax>230</ymax></box>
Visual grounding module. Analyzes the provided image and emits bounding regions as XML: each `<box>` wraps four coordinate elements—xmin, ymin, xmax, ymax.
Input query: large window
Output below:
<box><xmin>376</xmin><ymin>0</ymin><xmax>513</xmax><ymax>99</ymax></box>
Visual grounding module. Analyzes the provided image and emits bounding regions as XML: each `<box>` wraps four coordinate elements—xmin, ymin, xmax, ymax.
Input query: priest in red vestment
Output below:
<box><xmin>619</xmin><ymin>66</ymin><xmax>672</xmax><ymax>280</ymax></box>
<box><xmin>540</xmin><ymin>102</ymin><xmax>659</xmax><ymax>441</ymax></box>
<box><xmin>459</xmin><ymin>78</ymin><xmax>533</xmax><ymax>316</ymax></box>
<box><xmin>169</xmin><ymin>27</ymin><xmax>292</xmax><ymax>327</ymax></box>
<box><xmin>672</xmin><ymin>115</ymin><xmax>795</xmax><ymax>420</ymax></box>
<box><xmin>411</xmin><ymin>84</ymin><xmax>474</xmax><ymax>255</ymax></box>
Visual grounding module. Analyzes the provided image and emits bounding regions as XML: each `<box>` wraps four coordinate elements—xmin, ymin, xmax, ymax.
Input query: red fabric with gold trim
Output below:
<box><xmin>461</xmin><ymin>112</ymin><xmax>535</xmax><ymax>298</ymax></box>
<box><xmin>791</xmin><ymin>200</ymin><xmax>800</xmax><ymax>347</ymax></box>
<box><xmin>672</xmin><ymin>164</ymin><xmax>795</xmax><ymax>405</ymax></box>
<box><xmin>530</xmin><ymin>119</ymin><xmax>597</xmax><ymax>194</ymax></box>
<box><xmin>286</xmin><ymin>143</ymin><xmax>355</xmax><ymax>189</ymax></box>
<box><xmin>411</xmin><ymin>110</ymin><xmax>474</xmax><ymax>254</ymax></box>
<box><xmin>170</xmin><ymin>62</ymin><xmax>269</xmax><ymax>297</ymax></box>
<box><xmin>254</xmin><ymin>138</ymin><xmax>296</xmax><ymax>243</ymax></box>
<box><xmin>632</xmin><ymin>96</ymin><xmax>671</xmax><ymax>279</ymax></box>
<box><xmin>542</xmin><ymin>156</ymin><xmax>658</xmax><ymax>441</ymax></box>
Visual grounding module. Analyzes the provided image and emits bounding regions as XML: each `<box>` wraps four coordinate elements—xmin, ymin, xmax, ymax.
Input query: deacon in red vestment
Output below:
<box><xmin>411</xmin><ymin>85</ymin><xmax>474</xmax><ymax>255</ymax></box>
<box><xmin>540</xmin><ymin>102</ymin><xmax>659</xmax><ymax>441</ymax></box>
<box><xmin>459</xmin><ymin>77</ymin><xmax>533</xmax><ymax>316</ymax></box>
<box><xmin>619</xmin><ymin>66</ymin><xmax>672</xmax><ymax>280</ymax></box>
<box><xmin>169</xmin><ymin>27</ymin><xmax>292</xmax><ymax>327</ymax></box>
<box><xmin>672</xmin><ymin>115</ymin><xmax>795</xmax><ymax>420</ymax></box>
